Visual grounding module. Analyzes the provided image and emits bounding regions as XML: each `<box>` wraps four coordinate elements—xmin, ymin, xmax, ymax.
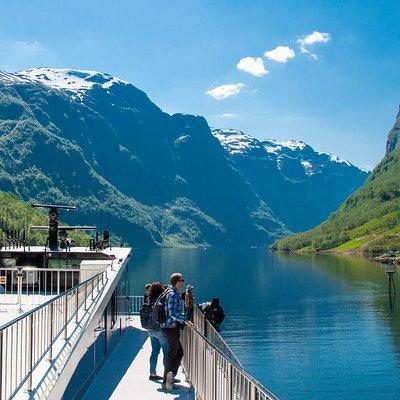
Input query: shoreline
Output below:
<box><xmin>271</xmin><ymin>247</ymin><xmax>400</xmax><ymax>265</ymax></box>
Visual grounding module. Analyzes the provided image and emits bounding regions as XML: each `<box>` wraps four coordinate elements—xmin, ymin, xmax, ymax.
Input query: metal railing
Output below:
<box><xmin>181</xmin><ymin>322</ymin><xmax>278</xmax><ymax>400</ymax></box>
<box><xmin>0</xmin><ymin>267</ymin><xmax>110</xmax><ymax>400</ymax></box>
<box><xmin>0</xmin><ymin>267</ymin><xmax>100</xmax><ymax>307</ymax></box>
<box><xmin>126</xmin><ymin>295</ymin><xmax>144</xmax><ymax>315</ymax></box>
<box><xmin>127</xmin><ymin>297</ymin><xmax>277</xmax><ymax>399</ymax></box>
<box><xmin>193</xmin><ymin>306</ymin><xmax>243</xmax><ymax>367</ymax></box>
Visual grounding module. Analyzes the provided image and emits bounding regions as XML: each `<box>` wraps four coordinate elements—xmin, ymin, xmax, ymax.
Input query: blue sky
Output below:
<box><xmin>0</xmin><ymin>0</ymin><xmax>399</xmax><ymax>169</ymax></box>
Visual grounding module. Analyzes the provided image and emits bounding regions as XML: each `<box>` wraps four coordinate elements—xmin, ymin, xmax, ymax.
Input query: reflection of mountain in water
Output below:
<box><xmin>276</xmin><ymin>252</ymin><xmax>400</xmax><ymax>354</ymax></box>
<box><xmin>128</xmin><ymin>248</ymin><xmax>400</xmax><ymax>399</ymax></box>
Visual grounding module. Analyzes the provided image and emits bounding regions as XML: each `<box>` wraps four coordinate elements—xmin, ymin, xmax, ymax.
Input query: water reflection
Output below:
<box><xmin>128</xmin><ymin>249</ymin><xmax>400</xmax><ymax>399</ymax></box>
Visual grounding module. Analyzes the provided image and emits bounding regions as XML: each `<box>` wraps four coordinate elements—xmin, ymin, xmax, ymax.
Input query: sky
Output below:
<box><xmin>0</xmin><ymin>0</ymin><xmax>399</xmax><ymax>169</ymax></box>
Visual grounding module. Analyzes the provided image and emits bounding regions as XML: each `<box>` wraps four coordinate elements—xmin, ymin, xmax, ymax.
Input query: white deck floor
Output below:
<box><xmin>0</xmin><ymin>294</ymin><xmax>54</xmax><ymax>326</ymax></box>
<box><xmin>82</xmin><ymin>317</ymin><xmax>195</xmax><ymax>400</ymax></box>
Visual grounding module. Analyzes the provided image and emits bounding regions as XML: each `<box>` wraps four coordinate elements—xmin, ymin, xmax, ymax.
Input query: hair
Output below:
<box><xmin>149</xmin><ymin>282</ymin><xmax>164</xmax><ymax>301</ymax></box>
<box><xmin>170</xmin><ymin>272</ymin><xmax>183</xmax><ymax>287</ymax></box>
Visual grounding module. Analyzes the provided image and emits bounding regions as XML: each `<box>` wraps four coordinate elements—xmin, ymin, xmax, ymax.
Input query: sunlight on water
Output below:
<box><xmin>128</xmin><ymin>248</ymin><xmax>400</xmax><ymax>399</ymax></box>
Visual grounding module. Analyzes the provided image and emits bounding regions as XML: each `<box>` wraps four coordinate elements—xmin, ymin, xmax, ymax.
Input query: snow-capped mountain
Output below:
<box><xmin>16</xmin><ymin>67</ymin><xmax>126</xmax><ymax>90</ymax></box>
<box><xmin>212</xmin><ymin>128</ymin><xmax>352</xmax><ymax>177</ymax></box>
<box><xmin>212</xmin><ymin>128</ymin><xmax>368</xmax><ymax>231</ymax></box>
<box><xmin>0</xmin><ymin>67</ymin><xmax>368</xmax><ymax>245</ymax></box>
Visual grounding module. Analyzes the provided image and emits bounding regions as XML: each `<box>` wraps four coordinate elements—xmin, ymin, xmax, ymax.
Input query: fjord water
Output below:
<box><xmin>128</xmin><ymin>248</ymin><xmax>400</xmax><ymax>399</ymax></box>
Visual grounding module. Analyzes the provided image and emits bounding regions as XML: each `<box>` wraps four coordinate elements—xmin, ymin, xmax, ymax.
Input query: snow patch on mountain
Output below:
<box><xmin>327</xmin><ymin>153</ymin><xmax>351</xmax><ymax>166</ymax></box>
<box><xmin>0</xmin><ymin>70</ymin><xmax>30</xmax><ymax>84</ymax></box>
<box><xmin>211</xmin><ymin>128</ymin><xmax>355</xmax><ymax>175</ymax></box>
<box><xmin>13</xmin><ymin>68</ymin><xmax>128</xmax><ymax>94</ymax></box>
<box><xmin>212</xmin><ymin>128</ymin><xmax>259</xmax><ymax>154</ymax></box>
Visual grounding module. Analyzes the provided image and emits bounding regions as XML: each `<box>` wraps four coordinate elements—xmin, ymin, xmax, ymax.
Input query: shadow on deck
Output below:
<box><xmin>82</xmin><ymin>319</ymin><xmax>194</xmax><ymax>400</ymax></box>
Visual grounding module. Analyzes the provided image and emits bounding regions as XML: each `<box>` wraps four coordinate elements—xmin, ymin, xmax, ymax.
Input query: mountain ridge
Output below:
<box><xmin>0</xmin><ymin>67</ymin><xmax>368</xmax><ymax>247</ymax></box>
<box><xmin>273</xmin><ymin>107</ymin><xmax>400</xmax><ymax>255</ymax></box>
<box><xmin>211</xmin><ymin>128</ymin><xmax>368</xmax><ymax>231</ymax></box>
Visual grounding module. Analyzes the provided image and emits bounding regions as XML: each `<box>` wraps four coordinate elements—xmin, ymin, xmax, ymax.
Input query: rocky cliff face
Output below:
<box><xmin>386</xmin><ymin>106</ymin><xmax>400</xmax><ymax>154</ymax></box>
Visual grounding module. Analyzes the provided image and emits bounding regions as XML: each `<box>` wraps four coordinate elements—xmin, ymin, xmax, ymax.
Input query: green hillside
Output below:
<box><xmin>0</xmin><ymin>191</ymin><xmax>89</xmax><ymax>246</ymax></box>
<box><xmin>272</xmin><ymin>108</ymin><xmax>400</xmax><ymax>255</ymax></box>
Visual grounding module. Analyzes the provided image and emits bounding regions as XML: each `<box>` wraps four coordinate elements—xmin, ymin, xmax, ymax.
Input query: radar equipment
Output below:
<box><xmin>30</xmin><ymin>204</ymin><xmax>96</xmax><ymax>250</ymax></box>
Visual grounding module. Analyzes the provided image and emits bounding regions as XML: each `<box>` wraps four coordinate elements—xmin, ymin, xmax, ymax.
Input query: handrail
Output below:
<box><xmin>125</xmin><ymin>295</ymin><xmax>144</xmax><ymax>315</ymax></box>
<box><xmin>0</xmin><ymin>266</ymin><xmax>100</xmax><ymax>308</ymax></box>
<box><xmin>181</xmin><ymin>324</ymin><xmax>278</xmax><ymax>400</ymax></box>
<box><xmin>0</xmin><ymin>265</ymin><xmax>110</xmax><ymax>399</ymax></box>
<box><xmin>193</xmin><ymin>305</ymin><xmax>243</xmax><ymax>367</ymax></box>
<box><xmin>0</xmin><ymin>268</ymin><xmax>107</xmax><ymax>331</ymax></box>
<box><xmin>126</xmin><ymin>296</ymin><xmax>277</xmax><ymax>399</ymax></box>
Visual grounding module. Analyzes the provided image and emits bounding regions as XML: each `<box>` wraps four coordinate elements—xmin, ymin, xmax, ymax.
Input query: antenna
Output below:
<box><xmin>31</xmin><ymin>204</ymin><xmax>76</xmax><ymax>250</ymax></box>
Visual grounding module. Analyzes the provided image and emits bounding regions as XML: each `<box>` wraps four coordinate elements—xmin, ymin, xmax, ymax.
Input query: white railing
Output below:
<box><xmin>0</xmin><ymin>268</ymin><xmax>109</xmax><ymax>400</ymax></box>
<box><xmin>0</xmin><ymin>267</ymin><xmax>100</xmax><ymax>308</ymax></box>
<box><xmin>126</xmin><ymin>295</ymin><xmax>144</xmax><ymax>315</ymax></box>
<box><xmin>181</xmin><ymin>323</ymin><xmax>278</xmax><ymax>400</ymax></box>
<box><xmin>127</xmin><ymin>297</ymin><xmax>277</xmax><ymax>399</ymax></box>
<box><xmin>193</xmin><ymin>306</ymin><xmax>243</xmax><ymax>367</ymax></box>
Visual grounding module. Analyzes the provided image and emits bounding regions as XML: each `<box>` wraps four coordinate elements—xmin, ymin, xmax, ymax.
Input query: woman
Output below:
<box><xmin>147</xmin><ymin>282</ymin><xmax>169</xmax><ymax>381</ymax></box>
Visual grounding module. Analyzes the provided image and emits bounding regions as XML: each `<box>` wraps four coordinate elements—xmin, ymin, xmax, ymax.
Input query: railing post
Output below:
<box><xmin>75</xmin><ymin>288</ymin><xmax>79</xmax><ymax>324</ymax></box>
<box><xmin>230</xmin><ymin>363</ymin><xmax>234</xmax><ymax>400</ymax></box>
<box><xmin>27</xmin><ymin>314</ymin><xmax>33</xmax><ymax>392</ymax></box>
<box><xmin>64</xmin><ymin>296</ymin><xmax>68</xmax><ymax>340</ymax></box>
<box><xmin>48</xmin><ymin>303</ymin><xmax>53</xmax><ymax>362</ymax></box>
<box><xmin>84</xmin><ymin>283</ymin><xmax>87</xmax><ymax>311</ymax></box>
<box><xmin>17</xmin><ymin>272</ymin><xmax>22</xmax><ymax>312</ymax></box>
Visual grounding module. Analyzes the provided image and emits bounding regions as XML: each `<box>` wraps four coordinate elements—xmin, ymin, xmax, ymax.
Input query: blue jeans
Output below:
<box><xmin>148</xmin><ymin>329</ymin><xmax>169</xmax><ymax>375</ymax></box>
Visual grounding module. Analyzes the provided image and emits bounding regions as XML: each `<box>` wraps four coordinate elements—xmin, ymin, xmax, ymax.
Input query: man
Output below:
<box><xmin>162</xmin><ymin>272</ymin><xmax>195</xmax><ymax>391</ymax></box>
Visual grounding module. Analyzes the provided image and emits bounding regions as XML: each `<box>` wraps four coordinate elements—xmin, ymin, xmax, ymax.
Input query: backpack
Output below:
<box><xmin>139</xmin><ymin>299</ymin><xmax>153</xmax><ymax>330</ymax></box>
<box><xmin>139</xmin><ymin>291</ymin><xmax>167</xmax><ymax>330</ymax></box>
<box><xmin>151</xmin><ymin>291</ymin><xmax>168</xmax><ymax>327</ymax></box>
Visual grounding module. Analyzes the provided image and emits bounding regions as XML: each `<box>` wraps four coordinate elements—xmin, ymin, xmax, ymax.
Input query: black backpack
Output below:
<box><xmin>139</xmin><ymin>291</ymin><xmax>168</xmax><ymax>330</ymax></box>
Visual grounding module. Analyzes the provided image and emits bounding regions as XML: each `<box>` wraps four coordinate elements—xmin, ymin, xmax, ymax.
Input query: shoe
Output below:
<box><xmin>165</xmin><ymin>371</ymin><xmax>174</xmax><ymax>391</ymax></box>
<box><xmin>149</xmin><ymin>374</ymin><xmax>163</xmax><ymax>381</ymax></box>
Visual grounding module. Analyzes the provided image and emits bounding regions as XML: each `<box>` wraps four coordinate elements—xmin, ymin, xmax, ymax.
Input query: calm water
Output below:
<box><xmin>127</xmin><ymin>248</ymin><xmax>400</xmax><ymax>399</ymax></box>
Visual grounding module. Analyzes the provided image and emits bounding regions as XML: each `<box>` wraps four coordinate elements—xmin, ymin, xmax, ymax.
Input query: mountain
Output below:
<box><xmin>0</xmin><ymin>67</ymin><xmax>290</xmax><ymax>248</ymax></box>
<box><xmin>0</xmin><ymin>67</ymin><xmax>367</xmax><ymax>248</ymax></box>
<box><xmin>212</xmin><ymin>129</ymin><xmax>368</xmax><ymax>231</ymax></box>
<box><xmin>273</xmin><ymin>107</ymin><xmax>400</xmax><ymax>254</ymax></box>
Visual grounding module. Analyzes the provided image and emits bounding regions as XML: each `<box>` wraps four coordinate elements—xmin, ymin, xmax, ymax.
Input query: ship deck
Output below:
<box><xmin>0</xmin><ymin>295</ymin><xmax>54</xmax><ymax>326</ymax></box>
<box><xmin>82</xmin><ymin>316</ymin><xmax>194</xmax><ymax>400</ymax></box>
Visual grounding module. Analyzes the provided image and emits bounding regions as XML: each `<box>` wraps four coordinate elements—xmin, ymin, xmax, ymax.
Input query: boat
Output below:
<box><xmin>0</xmin><ymin>203</ymin><xmax>278</xmax><ymax>399</ymax></box>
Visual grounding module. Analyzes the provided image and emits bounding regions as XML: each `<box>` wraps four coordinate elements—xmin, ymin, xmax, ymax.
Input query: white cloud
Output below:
<box><xmin>302</xmin><ymin>31</ymin><xmax>331</xmax><ymax>46</ymax></box>
<box><xmin>264</xmin><ymin>45</ymin><xmax>295</xmax><ymax>63</ymax></box>
<box><xmin>237</xmin><ymin>57</ymin><xmax>268</xmax><ymax>77</ymax></box>
<box><xmin>297</xmin><ymin>31</ymin><xmax>331</xmax><ymax>58</ymax></box>
<box><xmin>221</xmin><ymin>113</ymin><xmax>236</xmax><ymax>118</ymax></box>
<box><xmin>14</xmin><ymin>41</ymin><xmax>45</xmax><ymax>56</ymax></box>
<box><xmin>206</xmin><ymin>83</ymin><xmax>246</xmax><ymax>100</ymax></box>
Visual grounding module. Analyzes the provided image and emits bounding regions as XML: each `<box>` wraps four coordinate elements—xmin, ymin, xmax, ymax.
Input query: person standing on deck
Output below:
<box><xmin>162</xmin><ymin>273</ymin><xmax>195</xmax><ymax>391</ymax></box>
<box><xmin>184</xmin><ymin>285</ymin><xmax>194</xmax><ymax>321</ymax></box>
<box><xmin>147</xmin><ymin>282</ymin><xmax>169</xmax><ymax>381</ymax></box>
